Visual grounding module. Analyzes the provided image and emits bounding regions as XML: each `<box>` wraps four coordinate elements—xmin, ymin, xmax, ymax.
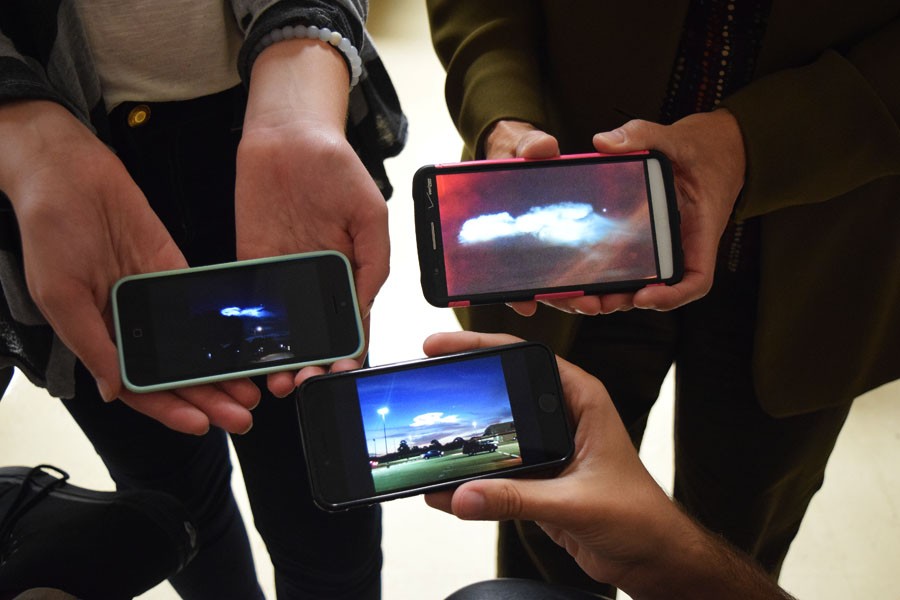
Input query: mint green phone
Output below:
<box><xmin>112</xmin><ymin>251</ymin><xmax>364</xmax><ymax>393</ymax></box>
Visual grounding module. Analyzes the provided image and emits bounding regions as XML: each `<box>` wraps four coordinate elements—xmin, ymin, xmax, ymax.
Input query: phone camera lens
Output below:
<box><xmin>538</xmin><ymin>393</ymin><xmax>559</xmax><ymax>413</ymax></box>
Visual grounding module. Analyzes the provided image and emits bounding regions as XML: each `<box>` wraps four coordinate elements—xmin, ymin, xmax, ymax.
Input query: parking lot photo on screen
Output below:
<box><xmin>356</xmin><ymin>354</ymin><xmax>522</xmax><ymax>494</ymax></box>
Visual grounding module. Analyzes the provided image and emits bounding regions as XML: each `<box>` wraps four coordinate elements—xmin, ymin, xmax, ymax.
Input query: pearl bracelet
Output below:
<box><xmin>255</xmin><ymin>23</ymin><xmax>362</xmax><ymax>87</ymax></box>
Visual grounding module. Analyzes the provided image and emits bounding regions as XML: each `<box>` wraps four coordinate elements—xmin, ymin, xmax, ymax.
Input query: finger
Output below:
<box><xmin>293</xmin><ymin>357</ymin><xmax>361</xmax><ymax>389</ymax></box>
<box><xmin>423</xmin><ymin>489</ymin><xmax>455</xmax><ymax>514</ymax></box>
<box><xmin>592</xmin><ymin>119</ymin><xmax>673</xmax><ymax>156</ymax></box>
<box><xmin>329</xmin><ymin>357</ymin><xmax>364</xmax><ymax>372</ymax></box>
<box><xmin>294</xmin><ymin>365</ymin><xmax>329</xmax><ymax>387</ymax></box>
<box><xmin>358</xmin><ymin>313</ymin><xmax>372</xmax><ymax>365</ymax></box>
<box><xmin>632</xmin><ymin>271</ymin><xmax>712</xmax><ymax>311</ymax></box>
<box><xmin>267</xmin><ymin>371</ymin><xmax>297</xmax><ymax>398</ymax></box>
<box><xmin>217</xmin><ymin>378</ymin><xmax>262</xmax><ymax>409</ymax></box>
<box><xmin>173</xmin><ymin>386</ymin><xmax>255</xmax><ymax>434</ymax></box>
<box><xmin>422</xmin><ymin>331</ymin><xmax>525</xmax><ymax>358</ymax></box>
<box><xmin>348</xmin><ymin>200</ymin><xmax>390</xmax><ymax>320</ymax></box>
<box><xmin>117</xmin><ymin>392</ymin><xmax>211</xmax><ymax>436</ymax></box>
<box><xmin>484</xmin><ymin>120</ymin><xmax>543</xmax><ymax>159</ymax></box>
<box><xmin>516</xmin><ymin>130</ymin><xmax>560</xmax><ymax>159</ymax></box>
<box><xmin>540</xmin><ymin>296</ymin><xmax>604</xmax><ymax>316</ymax></box>
<box><xmin>506</xmin><ymin>300</ymin><xmax>538</xmax><ymax>317</ymax></box>
<box><xmin>596</xmin><ymin>293</ymin><xmax>636</xmax><ymax>314</ymax></box>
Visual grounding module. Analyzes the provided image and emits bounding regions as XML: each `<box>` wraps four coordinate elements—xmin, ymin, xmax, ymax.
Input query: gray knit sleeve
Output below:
<box><xmin>0</xmin><ymin>3</ymin><xmax>101</xmax><ymax>129</ymax></box>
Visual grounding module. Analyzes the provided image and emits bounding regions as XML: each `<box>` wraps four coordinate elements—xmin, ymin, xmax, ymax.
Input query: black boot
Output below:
<box><xmin>0</xmin><ymin>465</ymin><xmax>198</xmax><ymax>600</ymax></box>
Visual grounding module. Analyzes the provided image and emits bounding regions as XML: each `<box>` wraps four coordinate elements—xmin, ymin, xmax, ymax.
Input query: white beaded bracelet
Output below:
<box><xmin>255</xmin><ymin>23</ymin><xmax>362</xmax><ymax>87</ymax></box>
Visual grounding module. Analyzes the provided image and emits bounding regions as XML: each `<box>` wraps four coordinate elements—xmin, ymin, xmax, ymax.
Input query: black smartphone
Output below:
<box><xmin>112</xmin><ymin>251</ymin><xmax>364</xmax><ymax>392</ymax></box>
<box><xmin>413</xmin><ymin>151</ymin><xmax>682</xmax><ymax>307</ymax></box>
<box><xmin>296</xmin><ymin>341</ymin><xmax>574</xmax><ymax>511</ymax></box>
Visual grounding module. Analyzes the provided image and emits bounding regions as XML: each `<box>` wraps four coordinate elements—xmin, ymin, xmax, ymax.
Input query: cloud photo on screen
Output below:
<box><xmin>458</xmin><ymin>202</ymin><xmax>617</xmax><ymax>247</ymax></box>
<box><xmin>436</xmin><ymin>160</ymin><xmax>660</xmax><ymax>296</ymax></box>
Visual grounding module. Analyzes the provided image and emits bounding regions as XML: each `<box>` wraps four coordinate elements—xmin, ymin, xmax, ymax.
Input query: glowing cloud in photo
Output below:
<box><xmin>220</xmin><ymin>305</ymin><xmax>272</xmax><ymax>318</ymax></box>
<box><xmin>458</xmin><ymin>202</ymin><xmax>614</xmax><ymax>247</ymax></box>
<box><xmin>410</xmin><ymin>412</ymin><xmax>460</xmax><ymax>427</ymax></box>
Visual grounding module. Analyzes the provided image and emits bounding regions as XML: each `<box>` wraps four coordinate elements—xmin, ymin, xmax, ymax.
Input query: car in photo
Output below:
<box><xmin>462</xmin><ymin>439</ymin><xmax>498</xmax><ymax>456</ymax></box>
<box><xmin>422</xmin><ymin>449</ymin><xmax>444</xmax><ymax>459</ymax></box>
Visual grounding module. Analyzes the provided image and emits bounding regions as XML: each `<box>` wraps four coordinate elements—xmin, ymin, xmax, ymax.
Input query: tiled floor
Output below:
<box><xmin>2</xmin><ymin>1</ymin><xmax>898</xmax><ymax>598</ymax></box>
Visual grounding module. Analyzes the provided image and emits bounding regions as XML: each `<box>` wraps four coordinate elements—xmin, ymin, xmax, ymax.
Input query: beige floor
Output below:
<box><xmin>2</xmin><ymin>1</ymin><xmax>899</xmax><ymax>598</ymax></box>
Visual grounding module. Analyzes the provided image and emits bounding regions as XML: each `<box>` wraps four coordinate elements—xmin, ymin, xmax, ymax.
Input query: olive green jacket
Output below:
<box><xmin>427</xmin><ymin>0</ymin><xmax>900</xmax><ymax>416</ymax></box>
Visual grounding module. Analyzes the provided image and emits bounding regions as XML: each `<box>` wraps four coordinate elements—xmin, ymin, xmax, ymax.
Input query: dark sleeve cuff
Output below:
<box><xmin>0</xmin><ymin>56</ymin><xmax>69</xmax><ymax>109</ymax></box>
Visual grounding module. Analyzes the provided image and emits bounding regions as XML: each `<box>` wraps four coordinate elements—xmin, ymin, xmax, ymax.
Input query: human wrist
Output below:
<box><xmin>0</xmin><ymin>100</ymin><xmax>90</xmax><ymax>198</ymax></box>
<box><xmin>249</xmin><ymin>23</ymin><xmax>361</xmax><ymax>88</ymax></box>
<box><xmin>235</xmin><ymin>0</ymin><xmax>365</xmax><ymax>89</ymax></box>
<box><xmin>244</xmin><ymin>37</ymin><xmax>350</xmax><ymax>134</ymax></box>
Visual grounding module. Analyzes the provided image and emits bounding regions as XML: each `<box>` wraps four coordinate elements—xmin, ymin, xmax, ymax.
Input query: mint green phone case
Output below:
<box><xmin>112</xmin><ymin>251</ymin><xmax>364</xmax><ymax>393</ymax></box>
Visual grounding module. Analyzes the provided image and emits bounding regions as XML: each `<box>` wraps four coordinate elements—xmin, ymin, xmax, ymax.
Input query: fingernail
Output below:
<box><xmin>97</xmin><ymin>378</ymin><xmax>115</xmax><ymax>403</ymax></box>
<box><xmin>597</xmin><ymin>129</ymin><xmax>626</xmax><ymax>144</ymax></box>
<box><xmin>461</xmin><ymin>489</ymin><xmax>487</xmax><ymax>516</ymax></box>
<box><xmin>361</xmin><ymin>299</ymin><xmax>374</xmax><ymax>320</ymax></box>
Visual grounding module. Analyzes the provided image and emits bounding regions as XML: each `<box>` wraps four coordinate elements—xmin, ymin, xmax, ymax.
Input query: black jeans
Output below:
<box><xmin>61</xmin><ymin>87</ymin><xmax>382</xmax><ymax>599</ymax></box>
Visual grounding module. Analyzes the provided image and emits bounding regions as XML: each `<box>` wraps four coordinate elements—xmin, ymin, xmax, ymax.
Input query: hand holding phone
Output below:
<box><xmin>112</xmin><ymin>251</ymin><xmax>364</xmax><ymax>393</ymax></box>
<box><xmin>413</xmin><ymin>151</ymin><xmax>683</xmax><ymax>310</ymax></box>
<box><xmin>295</xmin><ymin>339</ymin><xmax>574</xmax><ymax>511</ymax></box>
<box><xmin>591</xmin><ymin>113</ymin><xmax>747</xmax><ymax>312</ymax></box>
<box><xmin>421</xmin><ymin>331</ymin><xmax>731</xmax><ymax>600</ymax></box>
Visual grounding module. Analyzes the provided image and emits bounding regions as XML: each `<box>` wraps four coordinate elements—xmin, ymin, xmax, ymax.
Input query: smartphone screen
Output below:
<box><xmin>112</xmin><ymin>251</ymin><xmax>363</xmax><ymax>392</ymax></box>
<box><xmin>413</xmin><ymin>152</ymin><xmax>681</xmax><ymax>307</ymax></box>
<box><xmin>296</xmin><ymin>342</ymin><xmax>573</xmax><ymax>511</ymax></box>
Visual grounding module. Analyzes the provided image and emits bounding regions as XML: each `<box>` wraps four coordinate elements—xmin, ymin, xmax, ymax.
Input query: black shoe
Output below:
<box><xmin>0</xmin><ymin>465</ymin><xmax>198</xmax><ymax>600</ymax></box>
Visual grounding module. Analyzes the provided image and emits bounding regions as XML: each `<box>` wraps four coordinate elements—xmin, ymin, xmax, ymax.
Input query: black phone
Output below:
<box><xmin>112</xmin><ymin>251</ymin><xmax>364</xmax><ymax>392</ymax></box>
<box><xmin>295</xmin><ymin>341</ymin><xmax>574</xmax><ymax>511</ymax></box>
<box><xmin>413</xmin><ymin>151</ymin><xmax>682</xmax><ymax>307</ymax></box>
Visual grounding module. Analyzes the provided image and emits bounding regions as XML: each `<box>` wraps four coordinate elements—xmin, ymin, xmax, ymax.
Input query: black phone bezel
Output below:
<box><xmin>114</xmin><ymin>252</ymin><xmax>362</xmax><ymax>390</ymax></box>
<box><xmin>295</xmin><ymin>342</ymin><xmax>574</xmax><ymax>511</ymax></box>
<box><xmin>412</xmin><ymin>151</ymin><xmax>683</xmax><ymax>307</ymax></box>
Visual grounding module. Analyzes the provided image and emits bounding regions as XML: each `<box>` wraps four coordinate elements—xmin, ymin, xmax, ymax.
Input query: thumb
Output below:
<box><xmin>451</xmin><ymin>478</ymin><xmax>551</xmax><ymax>522</ymax></box>
<box><xmin>516</xmin><ymin>129</ymin><xmax>560</xmax><ymax>160</ymax></box>
<box><xmin>41</xmin><ymin>289</ymin><xmax>122</xmax><ymax>402</ymax></box>
<box><xmin>593</xmin><ymin>119</ymin><xmax>666</xmax><ymax>155</ymax></box>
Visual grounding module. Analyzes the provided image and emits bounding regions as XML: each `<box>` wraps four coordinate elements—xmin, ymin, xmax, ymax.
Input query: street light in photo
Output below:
<box><xmin>377</xmin><ymin>407</ymin><xmax>389</xmax><ymax>457</ymax></box>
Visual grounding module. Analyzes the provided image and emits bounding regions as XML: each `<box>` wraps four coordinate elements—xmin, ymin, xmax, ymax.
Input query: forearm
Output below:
<box><xmin>621</xmin><ymin>509</ymin><xmax>793</xmax><ymax>600</ymax></box>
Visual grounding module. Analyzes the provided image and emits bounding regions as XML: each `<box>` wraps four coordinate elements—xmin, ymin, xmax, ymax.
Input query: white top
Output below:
<box><xmin>75</xmin><ymin>0</ymin><xmax>244</xmax><ymax>110</ymax></box>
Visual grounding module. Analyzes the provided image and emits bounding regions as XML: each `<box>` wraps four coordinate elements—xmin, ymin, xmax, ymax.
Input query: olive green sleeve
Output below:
<box><xmin>426</xmin><ymin>0</ymin><xmax>547</xmax><ymax>158</ymax></box>
<box><xmin>721</xmin><ymin>17</ymin><xmax>900</xmax><ymax>219</ymax></box>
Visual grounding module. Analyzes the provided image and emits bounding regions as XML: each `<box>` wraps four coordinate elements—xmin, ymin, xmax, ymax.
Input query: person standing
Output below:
<box><xmin>426</xmin><ymin>0</ymin><xmax>900</xmax><ymax>595</ymax></box>
<box><xmin>0</xmin><ymin>1</ymin><xmax>406</xmax><ymax>597</ymax></box>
